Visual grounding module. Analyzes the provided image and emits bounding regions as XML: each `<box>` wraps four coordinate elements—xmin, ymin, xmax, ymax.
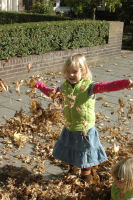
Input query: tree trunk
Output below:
<box><xmin>92</xmin><ymin>7</ymin><xmax>96</xmax><ymax>20</ymax></box>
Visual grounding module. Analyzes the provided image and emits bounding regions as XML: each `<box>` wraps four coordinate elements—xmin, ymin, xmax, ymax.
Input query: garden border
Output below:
<box><xmin>0</xmin><ymin>21</ymin><xmax>124</xmax><ymax>82</ymax></box>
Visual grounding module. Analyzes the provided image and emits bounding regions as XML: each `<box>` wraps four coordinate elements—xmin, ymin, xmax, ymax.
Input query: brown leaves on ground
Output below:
<box><xmin>0</xmin><ymin>74</ymin><xmax>133</xmax><ymax>199</ymax></box>
<box><xmin>0</xmin><ymin>79</ymin><xmax>8</xmax><ymax>92</ymax></box>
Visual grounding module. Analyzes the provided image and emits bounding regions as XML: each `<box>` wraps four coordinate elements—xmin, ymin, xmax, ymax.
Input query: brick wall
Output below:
<box><xmin>0</xmin><ymin>21</ymin><xmax>124</xmax><ymax>82</ymax></box>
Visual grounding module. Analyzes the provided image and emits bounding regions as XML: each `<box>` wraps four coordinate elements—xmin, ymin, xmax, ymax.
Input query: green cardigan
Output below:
<box><xmin>62</xmin><ymin>79</ymin><xmax>95</xmax><ymax>131</ymax></box>
<box><xmin>111</xmin><ymin>184</ymin><xmax>133</xmax><ymax>200</ymax></box>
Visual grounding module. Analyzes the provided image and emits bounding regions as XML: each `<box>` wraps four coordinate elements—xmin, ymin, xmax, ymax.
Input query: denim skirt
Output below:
<box><xmin>52</xmin><ymin>126</ymin><xmax>107</xmax><ymax>168</ymax></box>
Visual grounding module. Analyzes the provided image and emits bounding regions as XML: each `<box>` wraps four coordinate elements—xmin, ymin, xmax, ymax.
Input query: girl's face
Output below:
<box><xmin>65</xmin><ymin>67</ymin><xmax>82</xmax><ymax>84</ymax></box>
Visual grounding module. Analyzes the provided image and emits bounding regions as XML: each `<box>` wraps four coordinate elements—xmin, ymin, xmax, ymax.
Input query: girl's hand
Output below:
<box><xmin>129</xmin><ymin>79</ymin><xmax>133</xmax><ymax>89</ymax></box>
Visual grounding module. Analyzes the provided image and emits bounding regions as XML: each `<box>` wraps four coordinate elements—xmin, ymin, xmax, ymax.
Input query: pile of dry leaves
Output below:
<box><xmin>0</xmin><ymin>75</ymin><xmax>133</xmax><ymax>200</ymax></box>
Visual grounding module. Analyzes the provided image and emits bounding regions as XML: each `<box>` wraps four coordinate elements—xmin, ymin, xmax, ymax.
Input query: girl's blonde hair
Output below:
<box><xmin>63</xmin><ymin>54</ymin><xmax>92</xmax><ymax>81</ymax></box>
<box><xmin>112</xmin><ymin>157</ymin><xmax>133</xmax><ymax>193</ymax></box>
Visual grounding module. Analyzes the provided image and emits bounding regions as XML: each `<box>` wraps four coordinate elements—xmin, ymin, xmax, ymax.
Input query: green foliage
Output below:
<box><xmin>32</xmin><ymin>0</ymin><xmax>55</xmax><ymax>14</ymax></box>
<box><xmin>122</xmin><ymin>33</ymin><xmax>133</xmax><ymax>50</ymax></box>
<box><xmin>105</xmin><ymin>0</ymin><xmax>124</xmax><ymax>12</ymax></box>
<box><xmin>96</xmin><ymin>0</ymin><xmax>133</xmax><ymax>25</ymax></box>
<box><xmin>0</xmin><ymin>20</ymin><xmax>109</xmax><ymax>60</ymax></box>
<box><xmin>116</xmin><ymin>0</ymin><xmax>133</xmax><ymax>24</ymax></box>
<box><xmin>0</xmin><ymin>11</ymin><xmax>70</xmax><ymax>25</ymax></box>
<box><xmin>63</xmin><ymin>0</ymin><xmax>93</xmax><ymax>18</ymax></box>
<box><xmin>63</xmin><ymin>0</ymin><xmax>126</xmax><ymax>19</ymax></box>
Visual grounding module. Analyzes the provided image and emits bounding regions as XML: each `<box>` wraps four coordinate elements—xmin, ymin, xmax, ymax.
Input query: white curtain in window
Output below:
<box><xmin>12</xmin><ymin>0</ymin><xmax>18</xmax><ymax>11</ymax></box>
<box><xmin>7</xmin><ymin>0</ymin><xmax>12</xmax><ymax>11</ymax></box>
<box><xmin>1</xmin><ymin>0</ymin><xmax>18</xmax><ymax>11</ymax></box>
<box><xmin>1</xmin><ymin>0</ymin><xmax>7</xmax><ymax>10</ymax></box>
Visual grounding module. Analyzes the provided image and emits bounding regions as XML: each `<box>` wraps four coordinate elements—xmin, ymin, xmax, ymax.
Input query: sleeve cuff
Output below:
<box><xmin>88</xmin><ymin>82</ymin><xmax>96</xmax><ymax>96</ymax></box>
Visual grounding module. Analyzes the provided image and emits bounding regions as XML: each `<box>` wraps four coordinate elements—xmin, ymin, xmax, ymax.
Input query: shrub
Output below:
<box><xmin>0</xmin><ymin>11</ymin><xmax>70</xmax><ymax>24</ymax></box>
<box><xmin>32</xmin><ymin>0</ymin><xmax>54</xmax><ymax>14</ymax></box>
<box><xmin>0</xmin><ymin>20</ymin><xmax>109</xmax><ymax>60</ymax></box>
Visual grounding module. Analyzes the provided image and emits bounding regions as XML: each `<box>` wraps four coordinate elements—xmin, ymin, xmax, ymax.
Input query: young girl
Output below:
<box><xmin>35</xmin><ymin>54</ymin><xmax>133</xmax><ymax>182</ymax></box>
<box><xmin>111</xmin><ymin>157</ymin><xmax>133</xmax><ymax>200</ymax></box>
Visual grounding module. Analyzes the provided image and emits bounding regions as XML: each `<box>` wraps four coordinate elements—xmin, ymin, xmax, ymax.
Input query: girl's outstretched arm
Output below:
<box><xmin>93</xmin><ymin>79</ymin><xmax>132</xmax><ymax>94</ymax></box>
<box><xmin>35</xmin><ymin>81</ymin><xmax>60</xmax><ymax>97</ymax></box>
<box><xmin>127</xmin><ymin>198</ymin><xmax>133</xmax><ymax>200</ymax></box>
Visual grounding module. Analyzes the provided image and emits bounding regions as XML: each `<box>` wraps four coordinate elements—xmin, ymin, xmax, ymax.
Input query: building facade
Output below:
<box><xmin>0</xmin><ymin>0</ymin><xmax>33</xmax><ymax>12</ymax></box>
<box><xmin>0</xmin><ymin>0</ymin><xmax>19</xmax><ymax>11</ymax></box>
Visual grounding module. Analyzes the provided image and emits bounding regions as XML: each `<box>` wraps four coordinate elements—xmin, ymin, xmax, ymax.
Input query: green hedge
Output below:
<box><xmin>0</xmin><ymin>20</ymin><xmax>109</xmax><ymax>60</ymax></box>
<box><xmin>0</xmin><ymin>11</ymin><xmax>70</xmax><ymax>24</ymax></box>
<box><xmin>122</xmin><ymin>34</ymin><xmax>133</xmax><ymax>50</ymax></box>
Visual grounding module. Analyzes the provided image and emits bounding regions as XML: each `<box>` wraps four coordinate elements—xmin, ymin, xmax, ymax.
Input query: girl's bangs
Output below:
<box><xmin>64</xmin><ymin>63</ymin><xmax>79</xmax><ymax>72</ymax></box>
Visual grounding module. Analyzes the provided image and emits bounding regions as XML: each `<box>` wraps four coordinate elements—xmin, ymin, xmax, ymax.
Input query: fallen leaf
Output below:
<box><xmin>26</xmin><ymin>63</ymin><xmax>32</xmax><ymax>73</ymax></box>
<box><xmin>113</xmin><ymin>143</ymin><xmax>120</xmax><ymax>153</ymax></box>
<box><xmin>0</xmin><ymin>79</ymin><xmax>8</xmax><ymax>92</ymax></box>
<box><xmin>15</xmin><ymin>81</ymin><xmax>21</xmax><ymax>95</ymax></box>
<box><xmin>106</xmin><ymin>70</ymin><xmax>112</xmax><ymax>72</ymax></box>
